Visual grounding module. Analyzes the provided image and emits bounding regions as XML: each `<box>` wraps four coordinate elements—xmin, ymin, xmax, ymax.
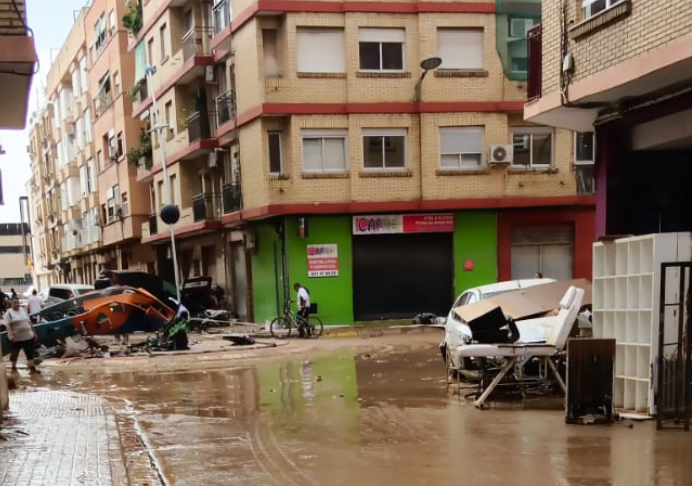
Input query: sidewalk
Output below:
<box><xmin>0</xmin><ymin>390</ymin><xmax>152</xmax><ymax>486</ymax></box>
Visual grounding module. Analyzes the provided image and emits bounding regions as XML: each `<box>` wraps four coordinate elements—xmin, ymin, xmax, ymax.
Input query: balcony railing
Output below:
<box><xmin>222</xmin><ymin>183</ymin><xmax>241</xmax><ymax>214</ymax></box>
<box><xmin>213</xmin><ymin>0</ymin><xmax>231</xmax><ymax>35</ymax></box>
<box><xmin>137</xmin><ymin>78</ymin><xmax>148</xmax><ymax>103</ymax></box>
<box><xmin>149</xmin><ymin>212</ymin><xmax>158</xmax><ymax>235</ymax></box>
<box><xmin>192</xmin><ymin>193</ymin><xmax>222</xmax><ymax>222</ymax></box>
<box><xmin>216</xmin><ymin>89</ymin><xmax>236</xmax><ymax>125</ymax></box>
<box><xmin>187</xmin><ymin>111</ymin><xmax>211</xmax><ymax>143</ymax></box>
<box><xmin>527</xmin><ymin>24</ymin><xmax>542</xmax><ymax>101</ymax></box>
<box><xmin>182</xmin><ymin>26</ymin><xmax>213</xmax><ymax>61</ymax></box>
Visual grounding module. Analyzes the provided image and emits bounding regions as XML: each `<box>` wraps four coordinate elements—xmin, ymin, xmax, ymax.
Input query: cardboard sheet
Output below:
<box><xmin>453</xmin><ymin>279</ymin><xmax>592</xmax><ymax>323</ymax></box>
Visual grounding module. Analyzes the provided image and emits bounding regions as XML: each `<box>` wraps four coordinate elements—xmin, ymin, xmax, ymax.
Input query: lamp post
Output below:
<box><xmin>144</xmin><ymin>66</ymin><xmax>182</xmax><ymax>303</ymax></box>
<box><xmin>414</xmin><ymin>57</ymin><xmax>442</xmax><ymax>201</ymax></box>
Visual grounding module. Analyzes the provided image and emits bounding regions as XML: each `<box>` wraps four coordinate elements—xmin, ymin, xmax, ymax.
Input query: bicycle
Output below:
<box><xmin>270</xmin><ymin>299</ymin><xmax>323</xmax><ymax>339</ymax></box>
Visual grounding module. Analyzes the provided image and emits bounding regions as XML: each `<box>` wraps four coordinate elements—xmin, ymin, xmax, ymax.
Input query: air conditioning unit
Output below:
<box><xmin>489</xmin><ymin>145</ymin><xmax>513</xmax><ymax>165</ymax></box>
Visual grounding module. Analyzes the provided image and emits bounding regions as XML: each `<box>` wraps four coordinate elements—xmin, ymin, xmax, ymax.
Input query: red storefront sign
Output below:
<box><xmin>353</xmin><ymin>214</ymin><xmax>454</xmax><ymax>235</ymax></box>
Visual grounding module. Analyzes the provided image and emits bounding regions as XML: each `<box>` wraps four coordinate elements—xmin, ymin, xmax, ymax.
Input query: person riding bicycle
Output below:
<box><xmin>293</xmin><ymin>282</ymin><xmax>310</xmax><ymax>337</ymax></box>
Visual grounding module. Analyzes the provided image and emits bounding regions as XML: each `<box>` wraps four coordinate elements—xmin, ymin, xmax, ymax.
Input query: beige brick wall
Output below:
<box><xmin>541</xmin><ymin>0</ymin><xmax>692</xmax><ymax>96</ymax></box>
<box><xmin>238</xmin><ymin>112</ymin><xmax>577</xmax><ymax>208</ymax></box>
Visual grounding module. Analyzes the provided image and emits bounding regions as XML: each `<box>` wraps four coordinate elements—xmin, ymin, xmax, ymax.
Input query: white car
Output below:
<box><xmin>39</xmin><ymin>284</ymin><xmax>96</xmax><ymax>308</ymax></box>
<box><xmin>440</xmin><ymin>279</ymin><xmax>555</xmax><ymax>367</ymax></box>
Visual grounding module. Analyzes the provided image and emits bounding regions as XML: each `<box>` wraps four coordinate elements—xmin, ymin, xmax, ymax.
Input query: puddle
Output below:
<box><xmin>31</xmin><ymin>340</ymin><xmax>692</xmax><ymax>486</ymax></box>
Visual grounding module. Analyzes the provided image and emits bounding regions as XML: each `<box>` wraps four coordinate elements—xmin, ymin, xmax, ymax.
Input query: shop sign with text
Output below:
<box><xmin>352</xmin><ymin>214</ymin><xmax>454</xmax><ymax>235</ymax></box>
<box><xmin>307</xmin><ymin>244</ymin><xmax>339</xmax><ymax>277</ymax></box>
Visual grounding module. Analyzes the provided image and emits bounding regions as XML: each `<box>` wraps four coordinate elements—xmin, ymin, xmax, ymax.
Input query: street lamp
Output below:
<box><xmin>144</xmin><ymin>65</ymin><xmax>182</xmax><ymax>303</ymax></box>
<box><xmin>413</xmin><ymin>57</ymin><xmax>442</xmax><ymax>102</ymax></box>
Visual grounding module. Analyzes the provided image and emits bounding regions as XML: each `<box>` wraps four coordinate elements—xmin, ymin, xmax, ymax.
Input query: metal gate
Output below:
<box><xmin>657</xmin><ymin>262</ymin><xmax>692</xmax><ymax>430</ymax></box>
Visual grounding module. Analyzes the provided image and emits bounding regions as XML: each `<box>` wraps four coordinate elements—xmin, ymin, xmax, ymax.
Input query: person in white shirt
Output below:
<box><xmin>27</xmin><ymin>289</ymin><xmax>43</xmax><ymax>316</ymax></box>
<box><xmin>4</xmin><ymin>296</ymin><xmax>40</xmax><ymax>374</ymax></box>
<box><xmin>293</xmin><ymin>282</ymin><xmax>311</xmax><ymax>336</ymax></box>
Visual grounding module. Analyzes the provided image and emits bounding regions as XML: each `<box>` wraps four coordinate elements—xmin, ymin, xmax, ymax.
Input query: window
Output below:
<box><xmin>359</xmin><ymin>28</ymin><xmax>405</xmax><ymax>72</ymax></box>
<box><xmin>509</xmin><ymin>18</ymin><xmax>534</xmax><ymax>38</ymax></box>
<box><xmin>147</xmin><ymin>38</ymin><xmax>155</xmax><ymax>65</ymax></box>
<box><xmin>575</xmin><ymin>132</ymin><xmax>595</xmax><ymax>195</ymax></box>
<box><xmin>184</xmin><ymin>9</ymin><xmax>194</xmax><ymax>34</ymax></box>
<box><xmin>80</xmin><ymin>165</ymin><xmax>88</xmax><ymax>198</ymax></box>
<box><xmin>116</xmin><ymin>132</ymin><xmax>124</xmax><ymax>159</ymax></box>
<box><xmin>109</xmin><ymin>9</ymin><xmax>116</xmax><ymax>35</ymax></box>
<box><xmin>105</xmin><ymin>130</ymin><xmax>116</xmax><ymax>161</ymax></box>
<box><xmin>169</xmin><ymin>175</ymin><xmax>177</xmax><ymax>206</ymax></box>
<box><xmin>512</xmin><ymin>127</ymin><xmax>553</xmax><ymax>167</ymax></box>
<box><xmin>157</xmin><ymin>180</ymin><xmax>164</xmax><ymax>208</ymax></box>
<box><xmin>437</xmin><ymin>29</ymin><xmax>484</xmax><ymax>70</ymax></box>
<box><xmin>574</xmin><ymin>132</ymin><xmax>595</xmax><ymax>165</ymax></box>
<box><xmin>297</xmin><ymin>28</ymin><xmax>345</xmax><ymax>73</ymax></box>
<box><xmin>113</xmin><ymin>72</ymin><xmax>121</xmax><ymax>96</ymax></box>
<box><xmin>160</xmin><ymin>24</ymin><xmax>169</xmax><ymax>60</ymax></box>
<box><xmin>268</xmin><ymin>132</ymin><xmax>283</xmax><ymax>174</ymax></box>
<box><xmin>301</xmin><ymin>130</ymin><xmax>347</xmax><ymax>172</ymax></box>
<box><xmin>84</xmin><ymin>108</ymin><xmax>92</xmax><ymax>143</ymax></box>
<box><xmin>87</xmin><ymin>159</ymin><xmax>97</xmax><ymax>192</ymax></box>
<box><xmin>511</xmin><ymin>57</ymin><xmax>528</xmax><ymax>75</ymax></box>
<box><xmin>582</xmin><ymin>0</ymin><xmax>622</xmax><ymax>20</ymax></box>
<box><xmin>94</xmin><ymin>14</ymin><xmax>106</xmax><ymax>52</ymax></box>
<box><xmin>97</xmin><ymin>149</ymin><xmax>103</xmax><ymax>171</ymax></box>
<box><xmin>439</xmin><ymin>127</ymin><xmax>484</xmax><ymax>169</ymax></box>
<box><xmin>263</xmin><ymin>30</ymin><xmax>280</xmax><ymax>77</ymax></box>
<box><xmin>362</xmin><ymin>129</ymin><xmax>407</xmax><ymax>170</ymax></box>
<box><xmin>79</xmin><ymin>56</ymin><xmax>88</xmax><ymax>94</ymax></box>
<box><xmin>107</xmin><ymin>185</ymin><xmax>120</xmax><ymax>222</ymax></box>
<box><xmin>121</xmin><ymin>192</ymin><xmax>129</xmax><ymax>217</ymax></box>
<box><xmin>165</xmin><ymin>101</ymin><xmax>174</xmax><ymax>140</ymax></box>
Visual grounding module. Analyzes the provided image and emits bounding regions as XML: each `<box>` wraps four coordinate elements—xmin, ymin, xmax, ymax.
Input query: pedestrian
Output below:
<box><xmin>27</xmin><ymin>289</ymin><xmax>43</xmax><ymax>316</ymax></box>
<box><xmin>4</xmin><ymin>295</ymin><xmax>41</xmax><ymax>374</ymax></box>
<box><xmin>10</xmin><ymin>288</ymin><xmax>17</xmax><ymax>300</ymax></box>
<box><xmin>0</xmin><ymin>289</ymin><xmax>7</xmax><ymax>313</ymax></box>
<box><xmin>293</xmin><ymin>282</ymin><xmax>310</xmax><ymax>336</ymax></box>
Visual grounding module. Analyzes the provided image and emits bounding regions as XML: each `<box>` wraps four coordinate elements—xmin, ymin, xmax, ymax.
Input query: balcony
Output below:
<box><xmin>216</xmin><ymin>89</ymin><xmax>236</xmax><ymax>126</ymax></box>
<box><xmin>94</xmin><ymin>92</ymin><xmax>113</xmax><ymax>117</ymax></box>
<box><xmin>192</xmin><ymin>193</ymin><xmax>222</xmax><ymax>222</ymax></box>
<box><xmin>136</xmin><ymin>77</ymin><xmax>148</xmax><ymax>103</ymax></box>
<box><xmin>213</xmin><ymin>0</ymin><xmax>231</xmax><ymax>35</ymax></box>
<box><xmin>149</xmin><ymin>212</ymin><xmax>158</xmax><ymax>235</ymax></box>
<box><xmin>222</xmin><ymin>183</ymin><xmax>241</xmax><ymax>213</ymax></box>
<box><xmin>0</xmin><ymin>0</ymin><xmax>37</xmax><ymax>128</ymax></box>
<box><xmin>182</xmin><ymin>27</ymin><xmax>213</xmax><ymax>62</ymax></box>
<box><xmin>527</xmin><ymin>24</ymin><xmax>542</xmax><ymax>102</ymax></box>
<box><xmin>187</xmin><ymin>111</ymin><xmax>211</xmax><ymax>143</ymax></box>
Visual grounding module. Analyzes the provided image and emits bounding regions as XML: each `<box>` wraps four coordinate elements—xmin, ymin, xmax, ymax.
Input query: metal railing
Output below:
<box><xmin>213</xmin><ymin>0</ymin><xmax>231</xmax><ymax>35</ymax></box>
<box><xmin>527</xmin><ymin>24</ymin><xmax>542</xmax><ymax>101</ymax></box>
<box><xmin>222</xmin><ymin>183</ymin><xmax>241</xmax><ymax>213</ymax></box>
<box><xmin>149</xmin><ymin>212</ymin><xmax>158</xmax><ymax>235</ymax></box>
<box><xmin>182</xmin><ymin>26</ymin><xmax>213</xmax><ymax>61</ymax></box>
<box><xmin>192</xmin><ymin>193</ymin><xmax>222</xmax><ymax>221</ymax></box>
<box><xmin>216</xmin><ymin>89</ymin><xmax>236</xmax><ymax>125</ymax></box>
<box><xmin>187</xmin><ymin>111</ymin><xmax>211</xmax><ymax>143</ymax></box>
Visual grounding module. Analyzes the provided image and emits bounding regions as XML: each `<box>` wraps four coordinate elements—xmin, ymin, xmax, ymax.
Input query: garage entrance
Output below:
<box><xmin>352</xmin><ymin>233</ymin><xmax>454</xmax><ymax>321</ymax></box>
<box><xmin>511</xmin><ymin>226</ymin><xmax>574</xmax><ymax>280</ymax></box>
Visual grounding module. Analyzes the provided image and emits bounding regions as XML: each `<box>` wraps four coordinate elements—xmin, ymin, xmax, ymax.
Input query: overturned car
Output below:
<box><xmin>1</xmin><ymin>286</ymin><xmax>176</xmax><ymax>355</ymax></box>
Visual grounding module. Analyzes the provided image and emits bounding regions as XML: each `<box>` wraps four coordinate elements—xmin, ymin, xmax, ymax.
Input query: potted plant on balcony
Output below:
<box><xmin>127</xmin><ymin>126</ymin><xmax>153</xmax><ymax>170</ymax></box>
<box><xmin>122</xmin><ymin>0</ymin><xmax>143</xmax><ymax>37</ymax></box>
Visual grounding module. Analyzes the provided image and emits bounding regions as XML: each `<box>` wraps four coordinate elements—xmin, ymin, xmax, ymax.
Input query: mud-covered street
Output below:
<box><xmin>2</xmin><ymin>331</ymin><xmax>692</xmax><ymax>486</ymax></box>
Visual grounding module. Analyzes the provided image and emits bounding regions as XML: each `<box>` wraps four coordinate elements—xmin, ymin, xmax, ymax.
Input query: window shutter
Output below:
<box><xmin>297</xmin><ymin>28</ymin><xmax>345</xmax><ymax>73</ymax></box>
<box><xmin>437</xmin><ymin>29</ymin><xmax>484</xmax><ymax>69</ymax></box>
<box><xmin>439</xmin><ymin>127</ymin><xmax>484</xmax><ymax>154</ymax></box>
<box><xmin>359</xmin><ymin>28</ymin><xmax>405</xmax><ymax>43</ymax></box>
<box><xmin>80</xmin><ymin>166</ymin><xmax>87</xmax><ymax>197</ymax></box>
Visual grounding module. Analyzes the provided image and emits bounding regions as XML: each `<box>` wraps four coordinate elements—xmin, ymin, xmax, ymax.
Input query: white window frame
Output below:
<box><xmin>439</xmin><ymin>127</ymin><xmax>485</xmax><ymax>170</ymax></box>
<box><xmin>436</xmin><ymin>28</ymin><xmax>484</xmax><ymax>70</ymax></box>
<box><xmin>574</xmin><ymin>132</ymin><xmax>595</xmax><ymax>166</ymax></box>
<box><xmin>582</xmin><ymin>0</ymin><xmax>624</xmax><ymax>20</ymax></box>
<box><xmin>358</xmin><ymin>28</ymin><xmax>406</xmax><ymax>73</ymax></box>
<box><xmin>268</xmin><ymin>131</ymin><xmax>283</xmax><ymax>174</ymax></box>
<box><xmin>361</xmin><ymin>128</ymin><xmax>408</xmax><ymax>171</ymax></box>
<box><xmin>301</xmin><ymin>129</ymin><xmax>348</xmax><ymax>173</ymax></box>
<box><xmin>512</xmin><ymin>127</ymin><xmax>554</xmax><ymax>168</ymax></box>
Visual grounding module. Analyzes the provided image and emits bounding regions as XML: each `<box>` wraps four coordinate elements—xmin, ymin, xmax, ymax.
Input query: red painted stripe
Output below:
<box><xmin>133</xmin><ymin>56</ymin><xmax>215</xmax><ymax>119</ymax></box>
<box><xmin>221</xmin><ymin>196</ymin><xmax>596</xmax><ymax>225</ymax></box>
<box><xmin>261</xmin><ymin>101</ymin><xmax>524</xmax><ymax>115</ymax></box>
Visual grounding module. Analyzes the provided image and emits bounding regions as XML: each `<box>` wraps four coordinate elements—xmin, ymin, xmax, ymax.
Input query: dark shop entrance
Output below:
<box><xmin>352</xmin><ymin>233</ymin><xmax>454</xmax><ymax>321</ymax></box>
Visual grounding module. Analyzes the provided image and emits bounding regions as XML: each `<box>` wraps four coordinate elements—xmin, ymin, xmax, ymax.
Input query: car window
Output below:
<box><xmin>75</xmin><ymin>288</ymin><xmax>93</xmax><ymax>296</ymax></box>
<box><xmin>466</xmin><ymin>293</ymin><xmax>479</xmax><ymax>305</ymax></box>
<box><xmin>480</xmin><ymin>289</ymin><xmax>517</xmax><ymax>299</ymax></box>
<box><xmin>456</xmin><ymin>292</ymin><xmax>474</xmax><ymax>307</ymax></box>
<box><xmin>49</xmin><ymin>288</ymin><xmax>72</xmax><ymax>300</ymax></box>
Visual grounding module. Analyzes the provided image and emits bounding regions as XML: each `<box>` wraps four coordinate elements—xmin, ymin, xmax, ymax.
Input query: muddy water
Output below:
<box><xmin>39</xmin><ymin>342</ymin><xmax>692</xmax><ymax>486</ymax></box>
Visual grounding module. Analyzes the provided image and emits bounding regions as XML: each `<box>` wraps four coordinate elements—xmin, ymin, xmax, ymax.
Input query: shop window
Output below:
<box><xmin>297</xmin><ymin>28</ymin><xmax>345</xmax><ymax>73</ymax></box>
<box><xmin>362</xmin><ymin>129</ymin><xmax>407</xmax><ymax>170</ymax></box>
<box><xmin>359</xmin><ymin>28</ymin><xmax>405</xmax><ymax>72</ymax></box>
<box><xmin>263</xmin><ymin>30</ymin><xmax>280</xmax><ymax>77</ymax></box>
<box><xmin>268</xmin><ymin>132</ymin><xmax>283</xmax><ymax>174</ymax></box>
<box><xmin>512</xmin><ymin>127</ymin><xmax>553</xmax><ymax>167</ymax></box>
<box><xmin>437</xmin><ymin>29</ymin><xmax>483</xmax><ymax>70</ymax></box>
<box><xmin>439</xmin><ymin>127</ymin><xmax>484</xmax><ymax>169</ymax></box>
<box><xmin>301</xmin><ymin>130</ymin><xmax>347</xmax><ymax>172</ymax></box>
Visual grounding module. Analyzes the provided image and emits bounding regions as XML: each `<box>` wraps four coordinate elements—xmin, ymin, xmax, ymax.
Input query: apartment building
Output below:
<box><xmin>1</xmin><ymin>0</ymin><xmax>37</xmax><ymax>417</ymax></box>
<box><xmin>127</xmin><ymin>0</ymin><xmax>594</xmax><ymax>324</ymax></box>
<box><xmin>525</xmin><ymin>0</ymin><xmax>692</xmax><ymax>237</ymax></box>
<box><xmin>28</xmin><ymin>0</ymin><xmax>153</xmax><ymax>286</ymax></box>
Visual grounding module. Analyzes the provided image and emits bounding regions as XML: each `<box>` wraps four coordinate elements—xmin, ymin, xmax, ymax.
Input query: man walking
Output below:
<box><xmin>293</xmin><ymin>282</ymin><xmax>310</xmax><ymax>337</ymax></box>
<box><xmin>27</xmin><ymin>289</ymin><xmax>43</xmax><ymax>316</ymax></box>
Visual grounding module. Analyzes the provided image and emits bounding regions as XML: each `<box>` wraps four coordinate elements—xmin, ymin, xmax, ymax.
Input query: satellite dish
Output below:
<box><xmin>420</xmin><ymin>57</ymin><xmax>443</xmax><ymax>71</ymax></box>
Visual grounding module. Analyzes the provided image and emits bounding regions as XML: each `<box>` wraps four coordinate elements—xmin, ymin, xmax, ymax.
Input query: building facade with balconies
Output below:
<box><xmin>126</xmin><ymin>0</ymin><xmax>595</xmax><ymax>324</ymax></box>
<box><xmin>525</xmin><ymin>0</ymin><xmax>692</xmax><ymax>237</ymax></box>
